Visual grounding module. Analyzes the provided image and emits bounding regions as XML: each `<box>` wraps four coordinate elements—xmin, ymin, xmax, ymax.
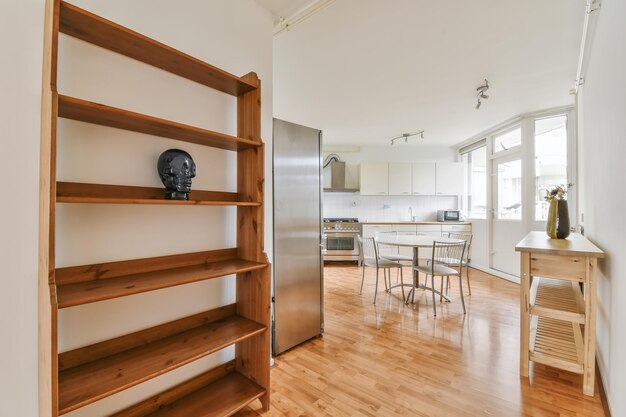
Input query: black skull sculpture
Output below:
<box><xmin>157</xmin><ymin>149</ymin><xmax>196</xmax><ymax>200</ymax></box>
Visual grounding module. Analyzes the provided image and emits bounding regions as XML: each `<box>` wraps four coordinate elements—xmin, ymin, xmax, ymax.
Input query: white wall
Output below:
<box><xmin>577</xmin><ymin>0</ymin><xmax>626</xmax><ymax>414</ymax></box>
<box><xmin>323</xmin><ymin>145</ymin><xmax>458</xmax><ymax>221</ymax></box>
<box><xmin>0</xmin><ymin>2</ymin><xmax>44</xmax><ymax>417</ymax></box>
<box><xmin>0</xmin><ymin>1</ymin><xmax>273</xmax><ymax>416</ymax></box>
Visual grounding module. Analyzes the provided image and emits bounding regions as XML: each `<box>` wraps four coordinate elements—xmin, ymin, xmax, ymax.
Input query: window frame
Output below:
<box><xmin>461</xmin><ymin>144</ymin><xmax>488</xmax><ymax>220</ymax></box>
<box><xmin>492</xmin><ymin>125</ymin><xmax>522</xmax><ymax>156</ymax></box>
<box><xmin>456</xmin><ymin>106</ymin><xmax>576</xmax><ymax>232</ymax></box>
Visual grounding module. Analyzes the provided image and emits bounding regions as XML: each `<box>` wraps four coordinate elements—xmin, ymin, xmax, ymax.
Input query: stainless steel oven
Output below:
<box><xmin>323</xmin><ymin>218</ymin><xmax>361</xmax><ymax>262</ymax></box>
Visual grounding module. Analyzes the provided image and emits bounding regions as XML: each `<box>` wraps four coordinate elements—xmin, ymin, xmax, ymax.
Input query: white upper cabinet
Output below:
<box><xmin>359</xmin><ymin>161</ymin><xmax>463</xmax><ymax>195</ymax></box>
<box><xmin>388</xmin><ymin>163</ymin><xmax>412</xmax><ymax>195</ymax></box>
<box><xmin>435</xmin><ymin>162</ymin><xmax>464</xmax><ymax>195</ymax></box>
<box><xmin>360</xmin><ymin>162</ymin><xmax>389</xmax><ymax>195</ymax></box>
<box><xmin>411</xmin><ymin>162</ymin><xmax>436</xmax><ymax>195</ymax></box>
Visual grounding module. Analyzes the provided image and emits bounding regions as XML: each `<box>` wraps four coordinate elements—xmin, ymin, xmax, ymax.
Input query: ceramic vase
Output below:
<box><xmin>556</xmin><ymin>200</ymin><xmax>570</xmax><ymax>239</ymax></box>
<box><xmin>546</xmin><ymin>199</ymin><xmax>558</xmax><ymax>238</ymax></box>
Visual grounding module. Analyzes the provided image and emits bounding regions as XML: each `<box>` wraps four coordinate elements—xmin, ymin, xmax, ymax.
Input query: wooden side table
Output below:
<box><xmin>515</xmin><ymin>232</ymin><xmax>604</xmax><ymax>396</ymax></box>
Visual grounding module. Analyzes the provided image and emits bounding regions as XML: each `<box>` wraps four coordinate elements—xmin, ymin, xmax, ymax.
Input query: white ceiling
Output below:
<box><xmin>269</xmin><ymin>0</ymin><xmax>585</xmax><ymax>147</ymax></box>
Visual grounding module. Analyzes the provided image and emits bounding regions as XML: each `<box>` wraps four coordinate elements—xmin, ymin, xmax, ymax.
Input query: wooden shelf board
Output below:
<box><xmin>58</xmin><ymin>95</ymin><xmax>260</xmax><ymax>151</ymax></box>
<box><xmin>112</xmin><ymin>366</ymin><xmax>265</xmax><ymax>417</ymax></box>
<box><xmin>57</xmin><ymin>258</ymin><xmax>267</xmax><ymax>308</ymax></box>
<box><xmin>58</xmin><ymin>314</ymin><xmax>266</xmax><ymax>414</ymax></box>
<box><xmin>149</xmin><ymin>372</ymin><xmax>264</xmax><ymax>417</ymax></box>
<box><xmin>59</xmin><ymin>2</ymin><xmax>258</xmax><ymax>96</ymax></box>
<box><xmin>530</xmin><ymin>316</ymin><xmax>583</xmax><ymax>375</ymax></box>
<box><xmin>530</xmin><ymin>277</ymin><xmax>585</xmax><ymax>323</ymax></box>
<box><xmin>56</xmin><ymin>182</ymin><xmax>261</xmax><ymax>207</ymax></box>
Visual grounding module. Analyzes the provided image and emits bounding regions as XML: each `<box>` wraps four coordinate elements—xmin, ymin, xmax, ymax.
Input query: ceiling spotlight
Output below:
<box><xmin>390</xmin><ymin>130</ymin><xmax>425</xmax><ymax>146</ymax></box>
<box><xmin>475</xmin><ymin>78</ymin><xmax>490</xmax><ymax>110</ymax></box>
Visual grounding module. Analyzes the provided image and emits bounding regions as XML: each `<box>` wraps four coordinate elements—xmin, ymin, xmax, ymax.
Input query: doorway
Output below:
<box><xmin>490</xmin><ymin>153</ymin><xmax>523</xmax><ymax>275</ymax></box>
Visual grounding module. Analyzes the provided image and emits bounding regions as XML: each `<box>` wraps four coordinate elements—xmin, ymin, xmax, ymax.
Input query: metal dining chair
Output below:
<box><xmin>376</xmin><ymin>231</ymin><xmax>414</xmax><ymax>263</ymax></box>
<box><xmin>448</xmin><ymin>232</ymin><xmax>474</xmax><ymax>296</ymax></box>
<box><xmin>412</xmin><ymin>240</ymin><xmax>467</xmax><ymax>317</ymax></box>
<box><xmin>358</xmin><ymin>236</ymin><xmax>405</xmax><ymax>304</ymax></box>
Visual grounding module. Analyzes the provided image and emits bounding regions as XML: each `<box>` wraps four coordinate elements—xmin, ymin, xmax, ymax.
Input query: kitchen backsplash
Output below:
<box><xmin>323</xmin><ymin>194</ymin><xmax>459</xmax><ymax>222</ymax></box>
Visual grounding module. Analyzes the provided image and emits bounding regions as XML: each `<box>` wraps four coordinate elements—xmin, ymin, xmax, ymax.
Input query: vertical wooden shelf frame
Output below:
<box><xmin>39</xmin><ymin>1</ymin><xmax>270</xmax><ymax>416</ymax></box>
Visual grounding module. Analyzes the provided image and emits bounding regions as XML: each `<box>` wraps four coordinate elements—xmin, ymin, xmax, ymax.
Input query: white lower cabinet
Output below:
<box><xmin>441</xmin><ymin>224</ymin><xmax>471</xmax><ymax>233</ymax></box>
<box><xmin>362</xmin><ymin>225</ymin><xmax>392</xmax><ymax>238</ymax></box>
<box><xmin>416</xmin><ymin>225</ymin><xmax>443</xmax><ymax>236</ymax></box>
<box><xmin>362</xmin><ymin>225</ymin><xmax>393</xmax><ymax>258</ymax></box>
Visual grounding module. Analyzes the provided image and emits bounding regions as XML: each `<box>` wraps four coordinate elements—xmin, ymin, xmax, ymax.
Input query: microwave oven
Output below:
<box><xmin>437</xmin><ymin>210</ymin><xmax>461</xmax><ymax>222</ymax></box>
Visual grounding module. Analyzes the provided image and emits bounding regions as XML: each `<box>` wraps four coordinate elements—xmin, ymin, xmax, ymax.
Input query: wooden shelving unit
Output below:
<box><xmin>39</xmin><ymin>1</ymin><xmax>270</xmax><ymax>416</ymax></box>
<box><xmin>516</xmin><ymin>232</ymin><xmax>604</xmax><ymax>396</ymax></box>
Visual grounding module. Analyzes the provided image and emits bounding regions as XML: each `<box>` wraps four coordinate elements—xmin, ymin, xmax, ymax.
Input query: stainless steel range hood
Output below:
<box><xmin>323</xmin><ymin>156</ymin><xmax>359</xmax><ymax>193</ymax></box>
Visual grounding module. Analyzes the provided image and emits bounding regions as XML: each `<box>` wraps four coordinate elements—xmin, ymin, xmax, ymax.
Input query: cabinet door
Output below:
<box><xmin>411</xmin><ymin>162</ymin><xmax>436</xmax><ymax>195</ymax></box>
<box><xmin>416</xmin><ymin>224</ymin><xmax>443</xmax><ymax>236</ymax></box>
<box><xmin>435</xmin><ymin>162</ymin><xmax>464</xmax><ymax>195</ymax></box>
<box><xmin>362</xmin><ymin>225</ymin><xmax>392</xmax><ymax>238</ymax></box>
<box><xmin>441</xmin><ymin>224</ymin><xmax>472</xmax><ymax>233</ymax></box>
<box><xmin>360</xmin><ymin>162</ymin><xmax>389</xmax><ymax>195</ymax></box>
<box><xmin>388</xmin><ymin>163</ymin><xmax>412</xmax><ymax>195</ymax></box>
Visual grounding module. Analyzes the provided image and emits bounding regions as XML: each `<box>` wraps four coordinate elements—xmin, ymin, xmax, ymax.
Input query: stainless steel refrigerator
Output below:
<box><xmin>272</xmin><ymin>118</ymin><xmax>324</xmax><ymax>355</ymax></box>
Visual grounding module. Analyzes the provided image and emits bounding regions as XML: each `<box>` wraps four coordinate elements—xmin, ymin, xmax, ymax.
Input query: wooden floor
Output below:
<box><xmin>237</xmin><ymin>264</ymin><xmax>606</xmax><ymax>417</ymax></box>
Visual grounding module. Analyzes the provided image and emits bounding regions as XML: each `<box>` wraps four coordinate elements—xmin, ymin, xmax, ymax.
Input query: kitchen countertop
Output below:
<box><xmin>361</xmin><ymin>221</ymin><xmax>472</xmax><ymax>225</ymax></box>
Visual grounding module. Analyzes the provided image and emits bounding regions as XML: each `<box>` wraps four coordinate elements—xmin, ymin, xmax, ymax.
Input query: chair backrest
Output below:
<box><xmin>358</xmin><ymin>236</ymin><xmax>379</xmax><ymax>265</ymax></box>
<box><xmin>375</xmin><ymin>231</ymin><xmax>398</xmax><ymax>254</ymax></box>
<box><xmin>431</xmin><ymin>240</ymin><xmax>466</xmax><ymax>271</ymax></box>
<box><xmin>447</xmin><ymin>232</ymin><xmax>473</xmax><ymax>262</ymax></box>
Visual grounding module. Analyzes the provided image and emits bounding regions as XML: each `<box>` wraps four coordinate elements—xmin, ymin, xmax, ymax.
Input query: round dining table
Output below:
<box><xmin>375</xmin><ymin>235</ymin><xmax>464</xmax><ymax>304</ymax></box>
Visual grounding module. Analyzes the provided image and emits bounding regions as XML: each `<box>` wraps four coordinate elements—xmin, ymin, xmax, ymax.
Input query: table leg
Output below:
<box><xmin>520</xmin><ymin>252</ymin><xmax>531</xmax><ymax>378</ymax></box>
<box><xmin>583</xmin><ymin>257</ymin><xmax>597</xmax><ymax>396</ymax></box>
<box><xmin>411</xmin><ymin>247</ymin><xmax>418</xmax><ymax>303</ymax></box>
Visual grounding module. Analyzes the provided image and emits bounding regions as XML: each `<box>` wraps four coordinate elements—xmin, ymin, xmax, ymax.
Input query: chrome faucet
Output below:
<box><xmin>408</xmin><ymin>207</ymin><xmax>413</xmax><ymax>221</ymax></box>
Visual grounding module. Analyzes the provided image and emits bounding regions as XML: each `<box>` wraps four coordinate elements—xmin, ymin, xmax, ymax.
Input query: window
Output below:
<box><xmin>461</xmin><ymin>145</ymin><xmax>487</xmax><ymax>219</ymax></box>
<box><xmin>534</xmin><ymin>115</ymin><xmax>568</xmax><ymax>221</ymax></box>
<box><xmin>493</xmin><ymin>127</ymin><xmax>521</xmax><ymax>153</ymax></box>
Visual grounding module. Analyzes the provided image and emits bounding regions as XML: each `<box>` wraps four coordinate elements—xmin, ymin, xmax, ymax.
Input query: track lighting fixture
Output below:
<box><xmin>475</xmin><ymin>78</ymin><xmax>490</xmax><ymax>110</ymax></box>
<box><xmin>390</xmin><ymin>131</ymin><xmax>424</xmax><ymax>146</ymax></box>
